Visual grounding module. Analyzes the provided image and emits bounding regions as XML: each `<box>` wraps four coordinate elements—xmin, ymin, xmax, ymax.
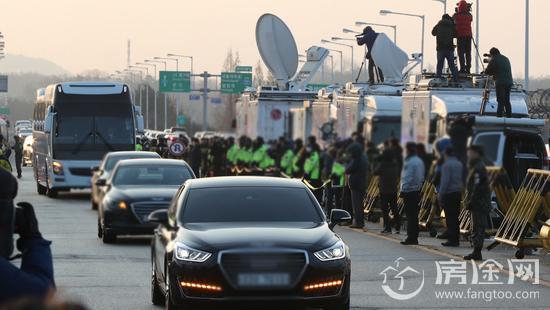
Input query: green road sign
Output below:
<box><xmin>0</xmin><ymin>107</ymin><xmax>10</xmax><ymax>116</ymax></box>
<box><xmin>307</xmin><ymin>83</ymin><xmax>329</xmax><ymax>91</ymax></box>
<box><xmin>235</xmin><ymin>66</ymin><xmax>253</xmax><ymax>72</ymax></box>
<box><xmin>176</xmin><ymin>115</ymin><xmax>186</xmax><ymax>126</ymax></box>
<box><xmin>221</xmin><ymin>72</ymin><xmax>252</xmax><ymax>94</ymax></box>
<box><xmin>159</xmin><ymin>71</ymin><xmax>191</xmax><ymax>93</ymax></box>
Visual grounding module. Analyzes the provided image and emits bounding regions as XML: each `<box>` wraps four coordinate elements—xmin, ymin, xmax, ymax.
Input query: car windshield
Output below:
<box><xmin>181</xmin><ymin>187</ymin><xmax>322</xmax><ymax>223</ymax></box>
<box><xmin>104</xmin><ymin>155</ymin><xmax>159</xmax><ymax>172</ymax></box>
<box><xmin>113</xmin><ymin>165</ymin><xmax>192</xmax><ymax>186</ymax></box>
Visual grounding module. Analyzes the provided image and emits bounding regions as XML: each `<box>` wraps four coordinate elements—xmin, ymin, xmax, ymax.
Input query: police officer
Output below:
<box><xmin>463</xmin><ymin>145</ymin><xmax>491</xmax><ymax>261</ymax></box>
<box><xmin>279</xmin><ymin>141</ymin><xmax>295</xmax><ymax>177</ymax></box>
<box><xmin>12</xmin><ymin>136</ymin><xmax>23</xmax><ymax>179</ymax></box>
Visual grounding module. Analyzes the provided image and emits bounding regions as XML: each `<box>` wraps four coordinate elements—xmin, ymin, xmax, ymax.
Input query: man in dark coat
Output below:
<box><xmin>13</xmin><ymin>136</ymin><xmax>24</xmax><ymax>179</ymax></box>
<box><xmin>345</xmin><ymin>142</ymin><xmax>368</xmax><ymax>229</ymax></box>
<box><xmin>357</xmin><ymin>26</ymin><xmax>384</xmax><ymax>84</ymax></box>
<box><xmin>374</xmin><ymin>150</ymin><xmax>400</xmax><ymax>234</ymax></box>
<box><xmin>432</xmin><ymin>14</ymin><xmax>459</xmax><ymax>82</ymax></box>
<box><xmin>485</xmin><ymin>47</ymin><xmax>514</xmax><ymax>118</ymax></box>
<box><xmin>463</xmin><ymin>145</ymin><xmax>491</xmax><ymax>261</ymax></box>
<box><xmin>453</xmin><ymin>0</ymin><xmax>473</xmax><ymax>73</ymax></box>
<box><xmin>0</xmin><ymin>169</ymin><xmax>55</xmax><ymax>303</ymax></box>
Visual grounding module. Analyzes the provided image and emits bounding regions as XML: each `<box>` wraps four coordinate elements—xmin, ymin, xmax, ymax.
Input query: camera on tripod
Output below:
<box><xmin>483</xmin><ymin>53</ymin><xmax>491</xmax><ymax>64</ymax></box>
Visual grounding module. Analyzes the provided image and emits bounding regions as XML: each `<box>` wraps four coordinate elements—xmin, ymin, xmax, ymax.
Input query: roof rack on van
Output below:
<box><xmin>474</xmin><ymin>116</ymin><xmax>545</xmax><ymax>127</ymax></box>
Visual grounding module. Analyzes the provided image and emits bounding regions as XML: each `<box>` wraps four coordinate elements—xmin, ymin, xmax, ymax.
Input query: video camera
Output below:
<box><xmin>483</xmin><ymin>53</ymin><xmax>492</xmax><ymax>64</ymax></box>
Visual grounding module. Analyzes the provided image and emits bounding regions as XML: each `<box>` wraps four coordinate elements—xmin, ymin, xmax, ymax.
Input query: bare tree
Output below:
<box><xmin>253</xmin><ymin>60</ymin><xmax>265</xmax><ymax>87</ymax></box>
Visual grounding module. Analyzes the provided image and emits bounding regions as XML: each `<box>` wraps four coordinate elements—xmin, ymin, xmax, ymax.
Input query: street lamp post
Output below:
<box><xmin>143</xmin><ymin>61</ymin><xmax>159</xmax><ymax>130</ymax></box>
<box><xmin>147</xmin><ymin>59</ymin><xmax>168</xmax><ymax>130</ymax></box>
<box><xmin>433</xmin><ymin>0</ymin><xmax>447</xmax><ymax>13</ymax></box>
<box><xmin>380</xmin><ymin>10</ymin><xmax>425</xmax><ymax>72</ymax></box>
<box><xmin>327</xmin><ymin>55</ymin><xmax>334</xmax><ymax>84</ymax></box>
<box><xmin>124</xmin><ymin>69</ymin><xmax>143</xmax><ymax>107</ymax></box>
<box><xmin>353</xmin><ymin>22</ymin><xmax>398</xmax><ymax>44</ymax></box>
<box><xmin>321</xmin><ymin>44</ymin><xmax>344</xmax><ymax>84</ymax></box>
<box><xmin>130</xmin><ymin>66</ymin><xmax>150</xmax><ymax>130</ymax></box>
<box><xmin>328</xmin><ymin>38</ymin><xmax>355</xmax><ymax>79</ymax></box>
<box><xmin>167</xmin><ymin>53</ymin><xmax>194</xmax><ymax>88</ymax></box>
<box><xmin>525</xmin><ymin>0</ymin><xmax>530</xmax><ymax>91</ymax></box>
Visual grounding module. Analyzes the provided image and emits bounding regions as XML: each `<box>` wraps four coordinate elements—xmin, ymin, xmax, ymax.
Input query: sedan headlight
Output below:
<box><xmin>314</xmin><ymin>240</ymin><xmax>346</xmax><ymax>261</ymax></box>
<box><xmin>174</xmin><ymin>242</ymin><xmax>211</xmax><ymax>263</ymax></box>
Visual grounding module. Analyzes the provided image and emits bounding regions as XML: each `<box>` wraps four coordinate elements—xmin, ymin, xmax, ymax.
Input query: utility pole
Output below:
<box><xmin>192</xmin><ymin>71</ymin><xmax>221</xmax><ymax>131</ymax></box>
<box><xmin>525</xmin><ymin>0</ymin><xmax>530</xmax><ymax>91</ymax></box>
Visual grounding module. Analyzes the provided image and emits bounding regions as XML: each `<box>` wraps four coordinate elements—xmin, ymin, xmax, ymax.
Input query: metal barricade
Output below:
<box><xmin>490</xmin><ymin>169</ymin><xmax>550</xmax><ymax>258</ymax></box>
<box><xmin>459</xmin><ymin>167</ymin><xmax>516</xmax><ymax>235</ymax></box>
<box><xmin>362</xmin><ymin>176</ymin><xmax>381</xmax><ymax>222</ymax></box>
<box><xmin>417</xmin><ymin>163</ymin><xmax>439</xmax><ymax>236</ymax></box>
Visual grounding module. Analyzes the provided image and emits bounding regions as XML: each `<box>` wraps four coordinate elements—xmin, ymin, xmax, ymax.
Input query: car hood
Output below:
<box><xmin>178</xmin><ymin>222</ymin><xmax>339</xmax><ymax>252</ymax></box>
<box><xmin>107</xmin><ymin>185</ymin><xmax>179</xmax><ymax>202</ymax></box>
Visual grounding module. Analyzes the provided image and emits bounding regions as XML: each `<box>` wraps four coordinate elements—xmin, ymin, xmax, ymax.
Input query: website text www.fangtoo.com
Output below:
<box><xmin>434</xmin><ymin>288</ymin><xmax>540</xmax><ymax>302</ymax></box>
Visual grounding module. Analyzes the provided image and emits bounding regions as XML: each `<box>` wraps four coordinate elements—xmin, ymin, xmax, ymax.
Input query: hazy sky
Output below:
<box><xmin>0</xmin><ymin>0</ymin><xmax>548</xmax><ymax>78</ymax></box>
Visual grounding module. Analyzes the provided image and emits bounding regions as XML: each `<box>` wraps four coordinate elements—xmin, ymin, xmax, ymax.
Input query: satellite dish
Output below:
<box><xmin>256</xmin><ymin>14</ymin><xmax>299</xmax><ymax>84</ymax></box>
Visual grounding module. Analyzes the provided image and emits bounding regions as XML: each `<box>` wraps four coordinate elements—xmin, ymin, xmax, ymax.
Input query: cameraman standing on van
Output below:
<box><xmin>453</xmin><ymin>0</ymin><xmax>473</xmax><ymax>73</ymax></box>
<box><xmin>356</xmin><ymin>26</ymin><xmax>384</xmax><ymax>85</ymax></box>
<box><xmin>485</xmin><ymin>47</ymin><xmax>514</xmax><ymax>118</ymax></box>
<box><xmin>0</xmin><ymin>168</ymin><xmax>55</xmax><ymax>303</ymax></box>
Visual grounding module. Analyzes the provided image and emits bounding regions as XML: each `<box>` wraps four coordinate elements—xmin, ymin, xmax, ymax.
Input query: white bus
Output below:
<box><xmin>32</xmin><ymin>82</ymin><xmax>143</xmax><ymax>197</ymax></box>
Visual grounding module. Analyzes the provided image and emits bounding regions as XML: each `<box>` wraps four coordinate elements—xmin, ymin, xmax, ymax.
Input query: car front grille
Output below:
<box><xmin>219</xmin><ymin>251</ymin><xmax>307</xmax><ymax>290</ymax></box>
<box><xmin>69</xmin><ymin>168</ymin><xmax>93</xmax><ymax>176</ymax></box>
<box><xmin>130</xmin><ymin>202</ymin><xmax>169</xmax><ymax>223</ymax></box>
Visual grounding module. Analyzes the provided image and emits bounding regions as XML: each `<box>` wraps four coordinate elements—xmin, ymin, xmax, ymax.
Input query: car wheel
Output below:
<box><xmin>165</xmin><ymin>269</ymin><xmax>180</xmax><ymax>310</ymax></box>
<box><xmin>102</xmin><ymin>226</ymin><xmax>116</xmax><ymax>244</ymax></box>
<box><xmin>151</xmin><ymin>254</ymin><xmax>165</xmax><ymax>305</ymax></box>
<box><xmin>37</xmin><ymin>181</ymin><xmax>47</xmax><ymax>195</ymax></box>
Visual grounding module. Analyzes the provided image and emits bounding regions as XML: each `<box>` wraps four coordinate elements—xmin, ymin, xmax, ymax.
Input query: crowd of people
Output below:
<box><xmin>138</xmin><ymin>130</ymin><xmax>492</xmax><ymax>261</ymax></box>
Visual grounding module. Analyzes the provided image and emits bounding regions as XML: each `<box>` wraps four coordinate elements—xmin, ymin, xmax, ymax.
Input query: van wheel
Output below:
<box><xmin>46</xmin><ymin>187</ymin><xmax>58</xmax><ymax>198</ymax></box>
<box><xmin>37</xmin><ymin>181</ymin><xmax>47</xmax><ymax>195</ymax></box>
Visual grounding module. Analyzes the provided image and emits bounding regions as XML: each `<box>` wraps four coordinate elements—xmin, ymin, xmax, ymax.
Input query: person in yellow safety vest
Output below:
<box><xmin>235</xmin><ymin>136</ymin><xmax>253</xmax><ymax>166</ymax></box>
<box><xmin>251</xmin><ymin>137</ymin><xmax>268</xmax><ymax>167</ymax></box>
<box><xmin>226</xmin><ymin>137</ymin><xmax>239</xmax><ymax>165</ymax></box>
<box><xmin>135</xmin><ymin>137</ymin><xmax>143</xmax><ymax>151</ymax></box>
<box><xmin>303</xmin><ymin>144</ymin><xmax>321</xmax><ymax>186</ymax></box>
<box><xmin>291</xmin><ymin>139</ymin><xmax>304</xmax><ymax>177</ymax></box>
<box><xmin>331</xmin><ymin>159</ymin><xmax>346</xmax><ymax>187</ymax></box>
<box><xmin>279</xmin><ymin>143</ymin><xmax>295</xmax><ymax>176</ymax></box>
<box><xmin>0</xmin><ymin>149</ymin><xmax>12</xmax><ymax>172</ymax></box>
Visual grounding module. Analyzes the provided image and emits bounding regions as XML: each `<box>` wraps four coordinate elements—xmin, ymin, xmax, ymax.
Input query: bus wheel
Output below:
<box><xmin>37</xmin><ymin>181</ymin><xmax>47</xmax><ymax>195</ymax></box>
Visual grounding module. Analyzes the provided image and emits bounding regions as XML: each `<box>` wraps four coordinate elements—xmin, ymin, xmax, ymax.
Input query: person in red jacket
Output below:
<box><xmin>453</xmin><ymin>0</ymin><xmax>473</xmax><ymax>73</ymax></box>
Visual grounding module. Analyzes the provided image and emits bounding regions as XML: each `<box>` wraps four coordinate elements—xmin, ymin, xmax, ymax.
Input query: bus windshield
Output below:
<box><xmin>53</xmin><ymin>93</ymin><xmax>134</xmax><ymax>160</ymax></box>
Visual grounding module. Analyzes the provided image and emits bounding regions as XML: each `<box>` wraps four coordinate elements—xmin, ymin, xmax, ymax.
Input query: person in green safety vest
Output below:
<box><xmin>279</xmin><ymin>142</ymin><xmax>295</xmax><ymax>177</ymax></box>
<box><xmin>291</xmin><ymin>139</ymin><xmax>304</xmax><ymax>177</ymax></box>
<box><xmin>331</xmin><ymin>158</ymin><xmax>346</xmax><ymax>187</ymax></box>
<box><xmin>135</xmin><ymin>137</ymin><xmax>143</xmax><ymax>151</ymax></box>
<box><xmin>251</xmin><ymin>137</ymin><xmax>268</xmax><ymax>168</ymax></box>
<box><xmin>235</xmin><ymin>136</ymin><xmax>253</xmax><ymax>167</ymax></box>
<box><xmin>303</xmin><ymin>137</ymin><xmax>321</xmax><ymax>186</ymax></box>
<box><xmin>259</xmin><ymin>145</ymin><xmax>276</xmax><ymax>170</ymax></box>
<box><xmin>226</xmin><ymin>137</ymin><xmax>239</xmax><ymax>166</ymax></box>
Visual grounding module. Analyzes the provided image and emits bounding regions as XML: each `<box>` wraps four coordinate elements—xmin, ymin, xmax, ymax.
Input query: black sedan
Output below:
<box><xmin>149</xmin><ymin>176</ymin><xmax>351</xmax><ymax>310</ymax></box>
<box><xmin>91</xmin><ymin>151</ymin><xmax>161</xmax><ymax>210</ymax></box>
<box><xmin>97</xmin><ymin>158</ymin><xmax>195</xmax><ymax>244</ymax></box>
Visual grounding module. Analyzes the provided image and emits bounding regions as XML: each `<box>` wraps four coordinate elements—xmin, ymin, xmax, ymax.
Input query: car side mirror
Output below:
<box><xmin>95</xmin><ymin>179</ymin><xmax>106</xmax><ymax>186</ymax></box>
<box><xmin>44</xmin><ymin>108</ymin><xmax>55</xmax><ymax>134</ymax></box>
<box><xmin>329</xmin><ymin>209</ymin><xmax>352</xmax><ymax>230</ymax></box>
<box><xmin>148</xmin><ymin>209</ymin><xmax>168</xmax><ymax>225</ymax></box>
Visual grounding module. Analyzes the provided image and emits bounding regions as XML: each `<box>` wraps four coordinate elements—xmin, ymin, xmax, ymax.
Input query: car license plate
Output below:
<box><xmin>237</xmin><ymin>273</ymin><xmax>290</xmax><ymax>287</ymax></box>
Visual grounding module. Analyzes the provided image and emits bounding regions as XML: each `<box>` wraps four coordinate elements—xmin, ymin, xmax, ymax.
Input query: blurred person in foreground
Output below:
<box><xmin>0</xmin><ymin>168</ymin><xmax>55</xmax><ymax>304</ymax></box>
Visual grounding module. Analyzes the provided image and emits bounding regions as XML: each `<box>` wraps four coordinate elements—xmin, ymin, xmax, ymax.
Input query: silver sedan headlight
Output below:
<box><xmin>174</xmin><ymin>242</ymin><xmax>211</xmax><ymax>263</ymax></box>
<box><xmin>314</xmin><ymin>240</ymin><xmax>346</xmax><ymax>261</ymax></box>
